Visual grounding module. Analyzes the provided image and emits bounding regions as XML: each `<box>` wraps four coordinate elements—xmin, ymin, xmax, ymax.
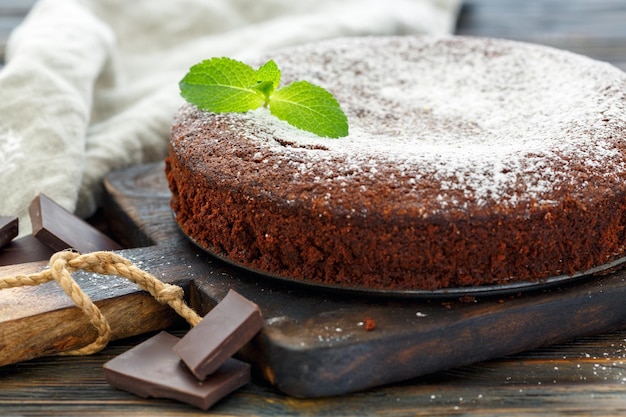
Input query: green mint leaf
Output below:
<box><xmin>179</xmin><ymin>57</ymin><xmax>265</xmax><ymax>112</ymax></box>
<box><xmin>250</xmin><ymin>81</ymin><xmax>275</xmax><ymax>104</ymax></box>
<box><xmin>251</xmin><ymin>60</ymin><xmax>281</xmax><ymax>104</ymax></box>
<box><xmin>179</xmin><ymin>57</ymin><xmax>349</xmax><ymax>138</ymax></box>
<box><xmin>269</xmin><ymin>81</ymin><xmax>348</xmax><ymax>138</ymax></box>
<box><xmin>256</xmin><ymin>60</ymin><xmax>281</xmax><ymax>89</ymax></box>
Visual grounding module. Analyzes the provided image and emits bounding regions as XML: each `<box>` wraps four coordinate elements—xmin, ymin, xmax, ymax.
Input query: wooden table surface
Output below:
<box><xmin>2</xmin><ymin>0</ymin><xmax>626</xmax><ymax>415</ymax></box>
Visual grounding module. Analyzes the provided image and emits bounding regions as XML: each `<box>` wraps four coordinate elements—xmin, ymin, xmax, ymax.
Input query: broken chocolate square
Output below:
<box><xmin>103</xmin><ymin>331</ymin><xmax>250</xmax><ymax>410</ymax></box>
<box><xmin>174</xmin><ymin>289</ymin><xmax>264</xmax><ymax>380</ymax></box>
<box><xmin>29</xmin><ymin>193</ymin><xmax>122</xmax><ymax>253</ymax></box>
<box><xmin>0</xmin><ymin>216</ymin><xmax>18</xmax><ymax>249</ymax></box>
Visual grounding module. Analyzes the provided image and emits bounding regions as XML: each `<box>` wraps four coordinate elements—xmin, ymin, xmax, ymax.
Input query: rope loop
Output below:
<box><xmin>0</xmin><ymin>250</ymin><xmax>201</xmax><ymax>356</ymax></box>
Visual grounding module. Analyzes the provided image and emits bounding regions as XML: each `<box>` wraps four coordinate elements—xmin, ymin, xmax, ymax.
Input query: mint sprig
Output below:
<box><xmin>179</xmin><ymin>57</ymin><xmax>348</xmax><ymax>138</ymax></box>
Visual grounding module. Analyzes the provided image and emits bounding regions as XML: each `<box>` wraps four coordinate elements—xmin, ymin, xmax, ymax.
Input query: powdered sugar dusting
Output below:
<box><xmin>179</xmin><ymin>36</ymin><xmax>626</xmax><ymax>213</ymax></box>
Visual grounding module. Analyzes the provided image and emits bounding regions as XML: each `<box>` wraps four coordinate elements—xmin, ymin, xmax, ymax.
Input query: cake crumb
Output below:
<box><xmin>362</xmin><ymin>318</ymin><xmax>376</xmax><ymax>331</ymax></box>
<box><xmin>458</xmin><ymin>295</ymin><xmax>476</xmax><ymax>303</ymax></box>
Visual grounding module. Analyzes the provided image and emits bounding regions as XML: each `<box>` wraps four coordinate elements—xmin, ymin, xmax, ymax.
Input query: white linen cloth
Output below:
<box><xmin>0</xmin><ymin>0</ymin><xmax>460</xmax><ymax>237</ymax></box>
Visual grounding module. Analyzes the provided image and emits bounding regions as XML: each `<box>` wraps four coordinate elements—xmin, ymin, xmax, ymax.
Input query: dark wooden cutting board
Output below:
<box><xmin>1</xmin><ymin>161</ymin><xmax>626</xmax><ymax>397</ymax></box>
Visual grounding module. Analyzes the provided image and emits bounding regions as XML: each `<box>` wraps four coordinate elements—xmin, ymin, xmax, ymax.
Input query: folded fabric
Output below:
<box><xmin>0</xmin><ymin>0</ymin><xmax>460</xmax><ymax>237</ymax></box>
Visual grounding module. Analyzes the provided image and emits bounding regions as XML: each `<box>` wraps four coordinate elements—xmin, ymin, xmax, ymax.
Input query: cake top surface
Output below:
<box><xmin>173</xmin><ymin>35</ymin><xmax>626</xmax><ymax>215</ymax></box>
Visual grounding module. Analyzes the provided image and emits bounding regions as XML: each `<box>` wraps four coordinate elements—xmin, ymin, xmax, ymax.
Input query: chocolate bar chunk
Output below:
<box><xmin>0</xmin><ymin>235</ymin><xmax>55</xmax><ymax>266</ymax></box>
<box><xmin>103</xmin><ymin>332</ymin><xmax>250</xmax><ymax>410</ymax></box>
<box><xmin>0</xmin><ymin>216</ymin><xmax>18</xmax><ymax>249</ymax></box>
<box><xmin>29</xmin><ymin>193</ymin><xmax>122</xmax><ymax>253</ymax></box>
<box><xmin>174</xmin><ymin>289</ymin><xmax>264</xmax><ymax>380</ymax></box>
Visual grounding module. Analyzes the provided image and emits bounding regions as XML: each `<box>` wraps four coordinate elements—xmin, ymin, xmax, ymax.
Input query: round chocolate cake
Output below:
<box><xmin>165</xmin><ymin>35</ymin><xmax>626</xmax><ymax>291</ymax></box>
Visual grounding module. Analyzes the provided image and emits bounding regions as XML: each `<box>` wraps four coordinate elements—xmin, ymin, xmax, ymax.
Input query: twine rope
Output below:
<box><xmin>0</xmin><ymin>250</ymin><xmax>201</xmax><ymax>356</ymax></box>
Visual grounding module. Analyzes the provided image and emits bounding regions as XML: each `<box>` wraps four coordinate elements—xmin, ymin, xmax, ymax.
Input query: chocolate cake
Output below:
<box><xmin>165</xmin><ymin>35</ymin><xmax>626</xmax><ymax>291</ymax></box>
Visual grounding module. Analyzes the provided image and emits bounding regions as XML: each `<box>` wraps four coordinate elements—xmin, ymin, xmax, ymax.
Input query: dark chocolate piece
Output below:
<box><xmin>29</xmin><ymin>193</ymin><xmax>122</xmax><ymax>253</ymax></box>
<box><xmin>0</xmin><ymin>235</ymin><xmax>55</xmax><ymax>266</ymax></box>
<box><xmin>0</xmin><ymin>216</ymin><xmax>18</xmax><ymax>249</ymax></box>
<box><xmin>103</xmin><ymin>331</ymin><xmax>250</xmax><ymax>410</ymax></box>
<box><xmin>174</xmin><ymin>289</ymin><xmax>264</xmax><ymax>380</ymax></box>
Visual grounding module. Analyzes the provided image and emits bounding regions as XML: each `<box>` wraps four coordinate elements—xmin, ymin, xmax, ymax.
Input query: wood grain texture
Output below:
<box><xmin>456</xmin><ymin>0</ymin><xmax>626</xmax><ymax>71</ymax></box>
<box><xmin>1</xmin><ymin>329</ymin><xmax>626</xmax><ymax>416</ymax></box>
